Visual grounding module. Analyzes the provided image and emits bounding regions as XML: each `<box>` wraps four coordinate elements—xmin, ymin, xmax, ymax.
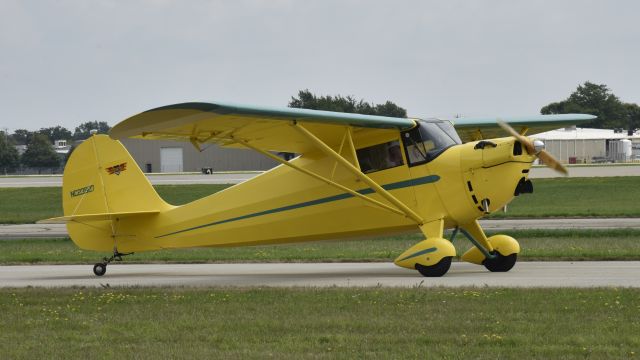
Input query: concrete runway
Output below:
<box><xmin>1</xmin><ymin>262</ymin><xmax>639</xmax><ymax>288</ymax></box>
<box><xmin>2</xmin><ymin>218</ymin><xmax>639</xmax><ymax>239</ymax></box>
<box><xmin>1</xmin><ymin>165</ymin><xmax>638</xmax><ymax>188</ymax></box>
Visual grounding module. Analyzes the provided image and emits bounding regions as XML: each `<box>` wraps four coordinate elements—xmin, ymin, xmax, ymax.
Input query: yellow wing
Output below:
<box><xmin>110</xmin><ymin>102</ymin><xmax>417</xmax><ymax>153</ymax></box>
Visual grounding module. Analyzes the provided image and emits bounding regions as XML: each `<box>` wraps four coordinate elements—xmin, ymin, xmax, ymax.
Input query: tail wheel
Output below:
<box><xmin>482</xmin><ymin>252</ymin><xmax>517</xmax><ymax>272</ymax></box>
<box><xmin>415</xmin><ymin>256</ymin><xmax>452</xmax><ymax>277</ymax></box>
<box><xmin>93</xmin><ymin>263</ymin><xmax>107</xmax><ymax>276</ymax></box>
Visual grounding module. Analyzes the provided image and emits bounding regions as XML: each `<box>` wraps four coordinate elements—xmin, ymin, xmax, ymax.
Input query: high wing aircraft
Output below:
<box><xmin>41</xmin><ymin>102</ymin><xmax>595</xmax><ymax>277</ymax></box>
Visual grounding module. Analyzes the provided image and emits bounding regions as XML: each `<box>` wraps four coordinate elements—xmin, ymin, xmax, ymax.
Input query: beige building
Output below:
<box><xmin>120</xmin><ymin>138</ymin><xmax>279</xmax><ymax>173</ymax></box>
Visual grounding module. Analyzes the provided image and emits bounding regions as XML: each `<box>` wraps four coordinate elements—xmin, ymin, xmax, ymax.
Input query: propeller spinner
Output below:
<box><xmin>497</xmin><ymin>121</ymin><xmax>568</xmax><ymax>175</ymax></box>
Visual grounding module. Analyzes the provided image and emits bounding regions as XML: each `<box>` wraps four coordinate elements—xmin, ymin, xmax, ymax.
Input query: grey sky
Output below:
<box><xmin>1</xmin><ymin>0</ymin><xmax>638</xmax><ymax>132</ymax></box>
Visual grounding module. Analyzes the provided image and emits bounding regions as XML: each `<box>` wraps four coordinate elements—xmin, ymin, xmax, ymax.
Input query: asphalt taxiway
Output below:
<box><xmin>1</xmin><ymin>262</ymin><xmax>638</xmax><ymax>288</ymax></box>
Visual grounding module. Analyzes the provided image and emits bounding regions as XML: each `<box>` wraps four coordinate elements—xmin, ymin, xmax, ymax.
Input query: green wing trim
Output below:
<box><xmin>453</xmin><ymin>114</ymin><xmax>596</xmax><ymax>142</ymax></box>
<box><xmin>141</xmin><ymin>101</ymin><xmax>414</xmax><ymax>129</ymax></box>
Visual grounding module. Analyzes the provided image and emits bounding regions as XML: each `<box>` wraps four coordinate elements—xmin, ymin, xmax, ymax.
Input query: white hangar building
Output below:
<box><xmin>535</xmin><ymin>127</ymin><xmax>640</xmax><ymax>164</ymax></box>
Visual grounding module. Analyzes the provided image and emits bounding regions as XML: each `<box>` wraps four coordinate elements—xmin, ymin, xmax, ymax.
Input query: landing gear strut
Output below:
<box><xmin>93</xmin><ymin>250</ymin><xmax>133</xmax><ymax>276</ymax></box>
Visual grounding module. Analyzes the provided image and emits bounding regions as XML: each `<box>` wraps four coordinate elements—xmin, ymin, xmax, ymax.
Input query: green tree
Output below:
<box><xmin>73</xmin><ymin>121</ymin><xmax>111</xmax><ymax>140</ymax></box>
<box><xmin>0</xmin><ymin>131</ymin><xmax>20</xmax><ymax>174</ymax></box>
<box><xmin>289</xmin><ymin>90</ymin><xmax>407</xmax><ymax>117</ymax></box>
<box><xmin>21</xmin><ymin>133</ymin><xmax>61</xmax><ymax>172</ymax></box>
<box><xmin>38</xmin><ymin>126</ymin><xmax>72</xmax><ymax>143</ymax></box>
<box><xmin>623</xmin><ymin>103</ymin><xmax>640</xmax><ymax>134</ymax></box>
<box><xmin>11</xmin><ymin>129</ymin><xmax>33</xmax><ymax>145</ymax></box>
<box><xmin>540</xmin><ymin>82</ymin><xmax>626</xmax><ymax>129</ymax></box>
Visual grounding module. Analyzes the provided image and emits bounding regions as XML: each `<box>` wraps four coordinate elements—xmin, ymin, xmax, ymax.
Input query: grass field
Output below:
<box><xmin>1</xmin><ymin>287</ymin><xmax>638</xmax><ymax>358</ymax></box>
<box><xmin>0</xmin><ymin>177</ymin><xmax>639</xmax><ymax>224</ymax></box>
<box><xmin>2</xmin><ymin>229</ymin><xmax>639</xmax><ymax>264</ymax></box>
<box><xmin>0</xmin><ymin>184</ymin><xmax>230</xmax><ymax>224</ymax></box>
<box><xmin>490</xmin><ymin>176</ymin><xmax>640</xmax><ymax>218</ymax></box>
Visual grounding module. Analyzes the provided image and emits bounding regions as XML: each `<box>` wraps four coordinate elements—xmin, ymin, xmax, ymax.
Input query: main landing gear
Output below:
<box><xmin>415</xmin><ymin>257</ymin><xmax>453</xmax><ymax>277</ymax></box>
<box><xmin>93</xmin><ymin>250</ymin><xmax>133</xmax><ymax>276</ymax></box>
<box><xmin>482</xmin><ymin>252</ymin><xmax>518</xmax><ymax>272</ymax></box>
<box><xmin>459</xmin><ymin>228</ymin><xmax>520</xmax><ymax>273</ymax></box>
<box><xmin>394</xmin><ymin>219</ymin><xmax>520</xmax><ymax>277</ymax></box>
<box><xmin>394</xmin><ymin>220</ymin><xmax>456</xmax><ymax>277</ymax></box>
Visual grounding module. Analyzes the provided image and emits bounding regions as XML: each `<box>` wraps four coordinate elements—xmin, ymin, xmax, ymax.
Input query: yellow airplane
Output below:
<box><xmin>41</xmin><ymin>102</ymin><xmax>594</xmax><ymax>277</ymax></box>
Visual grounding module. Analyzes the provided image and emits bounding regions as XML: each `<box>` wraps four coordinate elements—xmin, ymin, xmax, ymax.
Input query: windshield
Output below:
<box><xmin>402</xmin><ymin>120</ymin><xmax>461</xmax><ymax>165</ymax></box>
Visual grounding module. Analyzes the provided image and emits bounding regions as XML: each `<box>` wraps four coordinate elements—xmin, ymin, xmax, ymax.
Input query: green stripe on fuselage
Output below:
<box><xmin>155</xmin><ymin>175</ymin><xmax>440</xmax><ymax>238</ymax></box>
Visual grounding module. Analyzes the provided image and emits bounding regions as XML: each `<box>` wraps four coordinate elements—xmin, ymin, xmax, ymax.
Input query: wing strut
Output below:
<box><xmin>291</xmin><ymin>122</ymin><xmax>424</xmax><ymax>225</ymax></box>
<box><xmin>232</xmin><ymin>138</ymin><xmax>407</xmax><ymax>217</ymax></box>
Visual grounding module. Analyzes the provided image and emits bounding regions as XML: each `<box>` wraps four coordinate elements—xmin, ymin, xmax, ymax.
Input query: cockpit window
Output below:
<box><xmin>401</xmin><ymin>120</ymin><xmax>461</xmax><ymax>166</ymax></box>
<box><xmin>356</xmin><ymin>140</ymin><xmax>404</xmax><ymax>174</ymax></box>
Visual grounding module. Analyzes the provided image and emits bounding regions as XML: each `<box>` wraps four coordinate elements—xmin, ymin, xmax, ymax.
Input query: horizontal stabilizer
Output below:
<box><xmin>37</xmin><ymin>210</ymin><xmax>160</xmax><ymax>224</ymax></box>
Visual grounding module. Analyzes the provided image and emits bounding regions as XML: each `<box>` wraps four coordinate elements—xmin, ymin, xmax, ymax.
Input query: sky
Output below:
<box><xmin>1</xmin><ymin>0</ymin><xmax>639</xmax><ymax>132</ymax></box>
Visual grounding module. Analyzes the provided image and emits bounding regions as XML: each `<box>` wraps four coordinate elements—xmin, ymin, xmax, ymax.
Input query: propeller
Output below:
<box><xmin>497</xmin><ymin>120</ymin><xmax>568</xmax><ymax>176</ymax></box>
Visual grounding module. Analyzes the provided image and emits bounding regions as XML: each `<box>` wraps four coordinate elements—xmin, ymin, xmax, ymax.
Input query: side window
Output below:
<box><xmin>356</xmin><ymin>140</ymin><xmax>405</xmax><ymax>174</ymax></box>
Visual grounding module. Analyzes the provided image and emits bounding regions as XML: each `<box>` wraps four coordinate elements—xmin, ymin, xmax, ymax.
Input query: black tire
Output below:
<box><xmin>483</xmin><ymin>252</ymin><xmax>517</xmax><ymax>272</ymax></box>
<box><xmin>415</xmin><ymin>256</ymin><xmax>452</xmax><ymax>277</ymax></box>
<box><xmin>93</xmin><ymin>263</ymin><xmax>107</xmax><ymax>276</ymax></box>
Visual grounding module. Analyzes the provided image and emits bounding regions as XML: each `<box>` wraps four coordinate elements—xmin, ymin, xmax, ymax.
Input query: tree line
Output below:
<box><xmin>289</xmin><ymin>83</ymin><xmax>640</xmax><ymax>132</ymax></box>
<box><xmin>0</xmin><ymin>121</ymin><xmax>110</xmax><ymax>173</ymax></box>
<box><xmin>288</xmin><ymin>89</ymin><xmax>407</xmax><ymax>117</ymax></box>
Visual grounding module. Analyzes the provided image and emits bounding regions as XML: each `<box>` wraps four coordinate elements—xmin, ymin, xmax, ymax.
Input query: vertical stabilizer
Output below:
<box><xmin>58</xmin><ymin>134</ymin><xmax>171</xmax><ymax>251</ymax></box>
<box><xmin>63</xmin><ymin>134</ymin><xmax>168</xmax><ymax>216</ymax></box>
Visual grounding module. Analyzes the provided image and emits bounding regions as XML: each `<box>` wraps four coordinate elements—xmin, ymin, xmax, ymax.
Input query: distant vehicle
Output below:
<box><xmin>40</xmin><ymin>102</ymin><xmax>594</xmax><ymax>277</ymax></box>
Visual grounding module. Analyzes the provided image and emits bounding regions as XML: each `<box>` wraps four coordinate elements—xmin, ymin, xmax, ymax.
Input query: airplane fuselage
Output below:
<box><xmin>78</xmin><ymin>127</ymin><xmax>534</xmax><ymax>253</ymax></box>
